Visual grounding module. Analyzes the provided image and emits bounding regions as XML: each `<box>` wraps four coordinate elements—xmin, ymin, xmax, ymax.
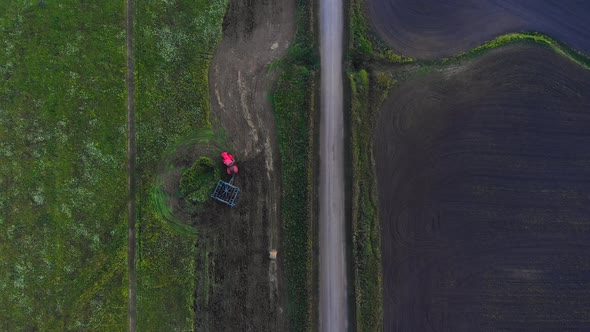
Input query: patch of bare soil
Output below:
<box><xmin>376</xmin><ymin>45</ymin><xmax>590</xmax><ymax>331</ymax></box>
<box><xmin>194</xmin><ymin>0</ymin><xmax>296</xmax><ymax>330</ymax></box>
<box><xmin>157</xmin><ymin>137</ymin><xmax>226</xmax><ymax>228</ymax></box>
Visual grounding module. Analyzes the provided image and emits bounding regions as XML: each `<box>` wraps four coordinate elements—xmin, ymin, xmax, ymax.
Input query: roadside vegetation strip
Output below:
<box><xmin>134</xmin><ymin>0</ymin><xmax>227</xmax><ymax>329</ymax></box>
<box><xmin>345</xmin><ymin>0</ymin><xmax>409</xmax><ymax>330</ymax></box>
<box><xmin>0</xmin><ymin>1</ymin><xmax>127</xmax><ymax>330</ymax></box>
<box><xmin>349</xmin><ymin>0</ymin><xmax>412</xmax><ymax>67</ymax></box>
<box><xmin>273</xmin><ymin>66</ymin><xmax>313</xmax><ymax>331</ymax></box>
<box><xmin>441</xmin><ymin>32</ymin><xmax>590</xmax><ymax>69</ymax></box>
<box><xmin>347</xmin><ymin>69</ymin><xmax>396</xmax><ymax>332</ymax></box>
<box><xmin>271</xmin><ymin>0</ymin><xmax>318</xmax><ymax>330</ymax></box>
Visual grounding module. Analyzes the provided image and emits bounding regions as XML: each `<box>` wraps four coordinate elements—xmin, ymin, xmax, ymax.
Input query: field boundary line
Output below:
<box><xmin>126</xmin><ymin>0</ymin><xmax>137</xmax><ymax>329</ymax></box>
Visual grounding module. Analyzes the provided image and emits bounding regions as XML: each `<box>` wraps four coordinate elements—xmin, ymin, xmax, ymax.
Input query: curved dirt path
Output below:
<box><xmin>198</xmin><ymin>0</ymin><xmax>295</xmax><ymax>330</ymax></box>
<box><xmin>319</xmin><ymin>0</ymin><xmax>347</xmax><ymax>330</ymax></box>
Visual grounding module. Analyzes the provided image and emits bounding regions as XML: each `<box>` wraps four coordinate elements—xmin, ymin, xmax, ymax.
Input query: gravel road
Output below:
<box><xmin>319</xmin><ymin>0</ymin><xmax>347</xmax><ymax>329</ymax></box>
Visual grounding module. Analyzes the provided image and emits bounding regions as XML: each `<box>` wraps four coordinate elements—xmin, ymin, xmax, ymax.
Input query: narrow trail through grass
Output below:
<box><xmin>125</xmin><ymin>0</ymin><xmax>137</xmax><ymax>330</ymax></box>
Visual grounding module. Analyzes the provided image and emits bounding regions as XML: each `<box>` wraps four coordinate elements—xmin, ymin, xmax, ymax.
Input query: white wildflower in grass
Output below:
<box><xmin>0</xmin><ymin>61</ymin><xmax>13</xmax><ymax>78</ymax></box>
<box><xmin>67</xmin><ymin>71</ymin><xmax>80</xmax><ymax>96</ymax></box>
<box><xmin>91</xmin><ymin>234</ymin><xmax>100</xmax><ymax>251</ymax></box>
<box><xmin>18</xmin><ymin>1</ymin><xmax>33</xmax><ymax>10</ymax></box>
<box><xmin>63</xmin><ymin>42</ymin><xmax>79</xmax><ymax>56</ymax></box>
<box><xmin>32</xmin><ymin>187</ymin><xmax>45</xmax><ymax>205</ymax></box>
<box><xmin>14</xmin><ymin>263</ymin><xmax>25</xmax><ymax>289</ymax></box>
<box><xmin>41</xmin><ymin>249</ymin><xmax>52</xmax><ymax>270</ymax></box>
<box><xmin>157</xmin><ymin>26</ymin><xmax>189</xmax><ymax>63</ymax></box>
<box><xmin>11</xmin><ymin>160</ymin><xmax>22</xmax><ymax>182</ymax></box>
<box><xmin>84</xmin><ymin>140</ymin><xmax>117</xmax><ymax>171</ymax></box>
<box><xmin>55</xmin><ymin>119</ymin><xmax>69</xmax><ymax>144</ymax></box>
<box><xmin>116</xmin><ymin>28</ymin><xmax>125</xmax><ymax>42</ymax></box>
<box><xmin>89</xmin><ymin>117</ymin><xmax>98</xmax><ymax>128</ymax></box>
<box><xmin>3</xmin><ymin>35</ymin><xmax>15</xmax><ymax>54</ymax></box>
<box><xmin>18</xmin><ymin>294</ymin><xmax>32</xmax><ymax>314</ymax></box>
<box><xmin>79</xmin><ymin>89</ymin><xmax>90</xmax><ymax>101</ymax></box>
<box><xmin>74</xmin><ymin>222</ymin><xmax>88</xmax><ymax>238</ymax></box>
<box><xmin>7</xmin><ymin>224</ymin><xmax>15</xmax><ymax>240</ymax></box>
<box><xmin>0</xmin><ymin>141</ymin><xmax>13</xmax><ymax>157</ymax></box>
<box><xmin>36</xmin><ymin>158</ymin><xmax>47</xmax><ymax>173</ymax></box>
<box><xmin>60</xmin><ymin>203</ymin><xmax>72</xmax><ymax>219</ymax></box>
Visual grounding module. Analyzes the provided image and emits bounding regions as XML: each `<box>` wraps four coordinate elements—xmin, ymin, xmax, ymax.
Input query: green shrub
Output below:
<box><xmin>180</xmin><ymin>157</ymin><xmax>219</xmax><ymax>204</ymax></box>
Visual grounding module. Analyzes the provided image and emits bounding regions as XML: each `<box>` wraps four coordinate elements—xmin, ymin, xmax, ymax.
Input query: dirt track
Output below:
<box><xmin>376</xmin><ymin>45</ymin><xmax>590</xmax><ymax>331</ymax></box>
<box><xmin>195</xmin><ymin>0</ymin><xmax>296</xmax><ymax>330</ymax></box>
<box><xmin>125</xmin><ymin>0</ymin><xmax>137</xmax><ymax>329</ymax></box>
<box><xmin>365</xmin><ymin>0</ymin><xmax>590</xmax><ymax>58</ymax></box>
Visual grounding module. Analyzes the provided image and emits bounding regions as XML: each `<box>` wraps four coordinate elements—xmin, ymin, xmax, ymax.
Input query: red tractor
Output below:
<box><xmin>211</xmin><ymin>151</ymin><xmax>240</xmax><ymax>207</ymax></box>
<box><xmin>221</xmin><ymin>151</ymin><xmax>238</xmax><ymax>175</ymax></box>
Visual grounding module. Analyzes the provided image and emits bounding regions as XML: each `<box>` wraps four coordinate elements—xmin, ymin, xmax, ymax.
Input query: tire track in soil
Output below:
<box><xmin>194</xmin><ymin>0</ymin><xmax>296</xmax><ymax>330</ymax></box>
<box><xmin>125</xmin><ymin>0</ymin><xmax>137</xmax><ymax>330</ymax></box>
<box><xmin>376</xmin><ymin>45</ymin><xmax>590</xmax><ymax>331</ymax></box>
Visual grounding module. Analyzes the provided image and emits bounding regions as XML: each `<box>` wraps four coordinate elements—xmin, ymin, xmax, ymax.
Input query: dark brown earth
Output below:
<box><xmin>365</xmin><ymin>0</ymin><xmax>590</xmax><ymax>58</ymax></box>
<box><xmin>375</xmin><ymin>45</ymin><xmax>590</xmax><ymax>331</ymax></box>
<box><xmin>193</xmin><ymin>0</ymin><xmax>296</xmax><ymax>330</ymax></box>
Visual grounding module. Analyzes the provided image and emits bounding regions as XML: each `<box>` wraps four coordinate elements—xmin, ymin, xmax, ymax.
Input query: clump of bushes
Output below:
<box><xmin>179</xmin><ymin>157</ymin><xmax>220</xmax><ymax>204</ymax></box>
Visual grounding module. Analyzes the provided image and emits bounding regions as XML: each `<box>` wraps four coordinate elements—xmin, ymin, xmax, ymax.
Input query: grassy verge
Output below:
<box><xmin>135</xmin><ymin>0</ymin><xmax>227</xmax><ymax>329</ymax></box>
<box><xmin>271</xmin><ymin>0</ymin><xmax>318</xmax><ymax>330</ymax></box>
<box><xmin>349</xmin><ymin>0</ymin><xmax>412</xmax><ymax>68</ymax></box>
<box><xmin>347</xmin><ymin>68</ymin><xmax>396</xmax><ymax>331</ymax></box>
<box><xmin>347</xmin><ymin>0</ymin><xmax>409</xmax><ymax>330</ymax></box>
<box><xmin>0</xmin><ymin>2</ymin><xmax>127</xmax><ymax>330</ymax></box>
<box><xmin>441</xmin><ymin>32</ymin><xmax>590</xmax><ymax>69</ymax></box>
<box><xmin>274</xmin><ymin>66</ymin><xmax>313</xmax><ymax>331</ymax></box>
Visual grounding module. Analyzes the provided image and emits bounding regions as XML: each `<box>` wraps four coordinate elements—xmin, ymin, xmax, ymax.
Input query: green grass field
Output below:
<box><xmin>135</xmin><ymin>0</ymin><xmax>226</xmax><ymax>329</ymax></box>
<box><xmin>0</xmin><ymin>2</ymin><xmax>127</xmax><ymax>330</ymax></box>
<box><xmin>0</xmin><ymin>0</ymin><xmax>227</xmax><ymax>330</ymax></box>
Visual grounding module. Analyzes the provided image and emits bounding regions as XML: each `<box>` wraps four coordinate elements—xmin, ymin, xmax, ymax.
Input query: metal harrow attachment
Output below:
<box><xmin>210</xmin><ymin>175</ymin><xmax>240</xmax><ymax>208</ymax></box>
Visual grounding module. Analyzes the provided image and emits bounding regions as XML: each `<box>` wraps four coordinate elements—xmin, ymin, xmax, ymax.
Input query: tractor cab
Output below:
<box><xmin>221</xmin><ymin>151</ymin><xmax>238</xmax><ymax>175</ymax></box>
<box><xmin>210</xmin><ymin>151</ymin><xmax>240</xmax><ymax>207</ymax></box>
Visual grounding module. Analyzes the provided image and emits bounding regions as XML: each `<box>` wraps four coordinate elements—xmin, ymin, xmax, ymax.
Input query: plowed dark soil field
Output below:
<box><xmin>375</xmin><ymin>45</ymin><xmax>590</xmax><ymax>331</ymax></box>
<box><xmin>366</xmin><ymin>0</ymin><xmax>590</xmax><ymax>58</ymax></box>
